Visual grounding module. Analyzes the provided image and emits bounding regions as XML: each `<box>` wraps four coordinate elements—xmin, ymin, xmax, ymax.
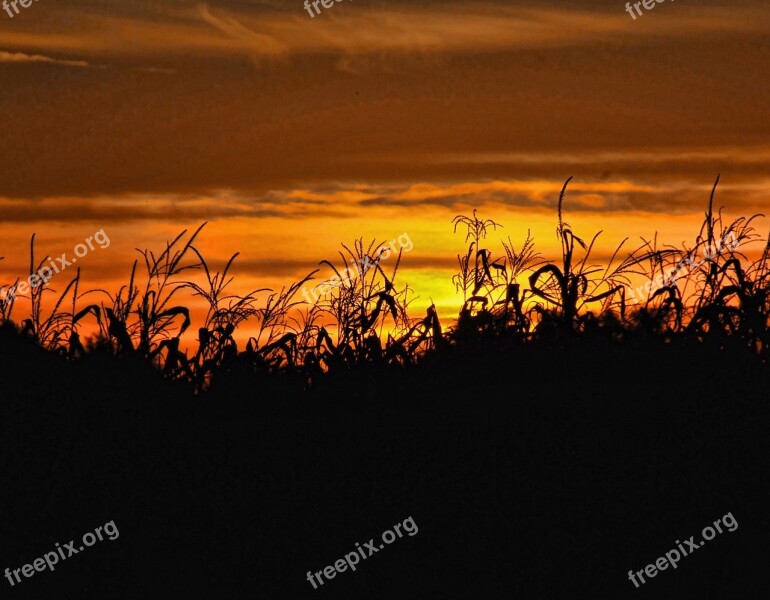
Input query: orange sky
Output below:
<box><xmin>1</xmin><ymin>0</ymin><xmax>769</xmax><ymax>336</ymax></box>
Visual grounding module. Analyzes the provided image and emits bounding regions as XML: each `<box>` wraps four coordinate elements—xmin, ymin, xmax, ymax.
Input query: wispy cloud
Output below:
<box><xmin>2</xmin><ymin>3</ymin><xmax>767</xmax><ymax>61</ymax></box>
<box><xmin>132</xmin><ymin>66</ymin><xmax>177</xmax><ymax>74</ymax></box>
<box><xmin>196</xmin><ymin>3</ymin><xmax>287</xmax><ymax>62</ymax></box>
<box><xmin>0</xmin><ymin>51</ymin><xmax>89</xmax><ymax>68</ymax></box>
<box><xmin>0</xmin><ymin>193</ymin><xmax>348</xmax><ymax>223</ymax></box>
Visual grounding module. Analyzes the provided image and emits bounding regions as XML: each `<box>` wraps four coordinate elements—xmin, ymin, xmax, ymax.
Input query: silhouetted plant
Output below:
<box><xmin>490</xmin><ymin>232</ymin><xmax>544</xmax><ymax>334</ymax></box>
<box><xmin>243</xmin><ymin>273</ymin><xmax>319</xmax><ymax>377</ymax></box>
<box><xmin>310</xmin><ymin>238</ymin><xmax>410</xmax><ymax>372</ymax></box>
<box><xmin>134</xmin><ymin>225</ymin><xmax>202</xmax><ymax>357</ymax></box>
<box><xmin>452</xmin><ymin>210</ymin><xmax>502</xmax><ymax>313</ymax></box>
<box><xmin>527</xmin><ymin>177</ymin><xmax>629</xmax><ymax>337</ymax></box>
<box><xmin>22</xmin><ymin>234</ymin><xmax>84</xmax><ymax>351</ymax></box>
<box><xmin>184</xmin><ymin>249</ymin><xmax>264</xmax><ymax>389</ymax></box>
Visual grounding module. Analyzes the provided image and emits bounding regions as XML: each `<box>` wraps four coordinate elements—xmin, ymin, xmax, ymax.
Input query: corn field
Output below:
<box><xmin>1</xmin><ymin>177</ymin><xmax>768</xmax><ymax>393</ymax></box>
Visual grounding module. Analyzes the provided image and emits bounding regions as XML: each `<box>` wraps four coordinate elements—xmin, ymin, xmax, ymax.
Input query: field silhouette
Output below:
<box><xmin>1</xmin><ymin>178</ymin><xmax>769</xmax><ymax>598</ymax></box>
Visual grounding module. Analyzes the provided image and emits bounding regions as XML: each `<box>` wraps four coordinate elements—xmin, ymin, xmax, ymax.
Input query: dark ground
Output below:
<box><xmin>1</xmin><ymin>332</ymin><xmax>769</xmax><ymax>599</ymax></box>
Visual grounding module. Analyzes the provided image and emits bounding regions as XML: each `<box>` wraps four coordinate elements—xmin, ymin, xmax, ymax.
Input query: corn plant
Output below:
<box><xmin>385</xmin><ymin>301</ymin><xmax>443</xmax><ymax>365</ymax></box>
<box><xmin>242</xmin><ymin>273</ymin><xmax>318</xmax><ymax>376</ymax></box>
<box><xmin>723</xmin><ymin>231</ymin><xmax>770</xmax><ymax>357</ymax></box>
<box><xmin>183</xmin><ymin>250</ymin><xmax>264</xmax><ymax>389</ymax></box>
<box><xmin>490</xmin><ymin>232</ymin><xmax>545</xmax><ymax>334</ymax></box>
<box><xmin>451</xmin><ymin>210</ymin><xmax>507</xmax><ymax>338</ymax></box>
<box><xmin>452</xmin><ymin>209</ymin><xmax>502</xmax><ymax>304</ymax></box>
<box><xmin>133</xmin><ymin>225</ymin><xmax>203</xmax><ymax>359</ymax></box>
<box><xmin>624</xmin><ymin>232</ymin><xmax>684</xmax><ymax>337</ymax></box>
<box><xmin>62</xmin><ymin>269</ymin><xmax>102</xmax><ymax>359</ymax></box>
<box><xmin>682</xmin><ymin>178</ymin><xmax>766</xmax><ymax>348</ymax></box>
<box><xmin>102</xmin><ymin>260</ymin><xmax>140</xmax><ymax>356</ymax></box>
<box><xmin>528</xmin><ymin>177</ymin><xmax>629</xmax><ymax>335</ymax></box>
<box><xmin>95</xmin><ymin>226</ymin><xmax>202</xmax><ymax>375</ymax></box>
<box><xmin>310</xmin><ymin>238</ymin><xmax>410</xmax><ymax>371</ymax></box>
<box><xmin>21</xmin><ymin>234</ymin><xmax>83</xmax><ymax>351</ymax></box>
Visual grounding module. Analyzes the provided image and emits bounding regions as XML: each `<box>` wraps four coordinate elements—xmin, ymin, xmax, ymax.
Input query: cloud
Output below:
<box><xmin>2</xmin><ymin>3</ymin><xmax>768</xmax><ymax>61</ymax></box>
<box><xmin>1</xmin><ymin>174</ymin><xmax>759</xmax><ymax>232</ymax></box>
<box><xmin>299</xmin><ymin>177</ymin><xmax>770</xmax><ymax>216</ymax></box>
<box><xmin>0</xmin><ymin>192</ymin><xmax>352</xmax><ymax>224</ymax></box>
<box><xmin>2</xmin><ymin>1</ymin><xmax>770</xmax><ymax>207</ymax></box>
<box><xmin>196</xmin><ymin>3</ymin><xmax>287</xmax><ymax>62</ymax></box>
<box><xmin>0</xmin><ymin>51</ymin><xmax>89</xmax><ymax>68</ymax></box>
<box><xmin>132</xmin><ymin>67</ymin><xmax>177</xmax><ymax>74</ymax></box>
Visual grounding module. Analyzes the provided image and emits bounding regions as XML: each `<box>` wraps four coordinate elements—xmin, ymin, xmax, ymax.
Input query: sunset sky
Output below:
<box><xmin>1</xmin><ymin>0</ymin><xmax>769</xmax><ymax>333</ymax></box>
